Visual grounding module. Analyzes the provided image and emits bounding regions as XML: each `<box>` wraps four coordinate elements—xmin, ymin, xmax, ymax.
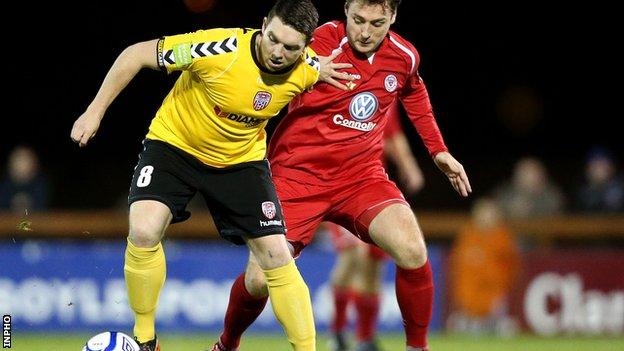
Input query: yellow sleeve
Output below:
<box><xmin>157</xmin><ymin>28</ymin><xmax>238</xmax><ymax>75</ymax></box>
<box><xmin>303</xmin><ymin>46</ymin><xmax>320</xmax><ymax>88</ymax></box>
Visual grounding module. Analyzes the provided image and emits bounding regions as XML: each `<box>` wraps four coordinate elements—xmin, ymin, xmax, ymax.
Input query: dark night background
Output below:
<box><xmin>3</xmin><ymin>0</ymin><xmax>620</xmax><ymax>210</ymax></box>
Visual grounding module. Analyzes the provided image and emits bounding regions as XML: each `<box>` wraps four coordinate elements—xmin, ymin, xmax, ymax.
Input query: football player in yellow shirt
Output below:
<box><xmin>70</xmin><ymin>1</ymin><xmax>352</xmax><ymax>350</ymax></box>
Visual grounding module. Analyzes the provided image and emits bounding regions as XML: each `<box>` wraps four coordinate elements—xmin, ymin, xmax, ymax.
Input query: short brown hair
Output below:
<box><xmin>267</xmin><ymin>0</ymin><xmax>319</xmax><ymax>44</ymax></box>
<box><xmin>345</xmin><ymin>0</ymin><xmax>401</xmax><ymax>14</ymax></box>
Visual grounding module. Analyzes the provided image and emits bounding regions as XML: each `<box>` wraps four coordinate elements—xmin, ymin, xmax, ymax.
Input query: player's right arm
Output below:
<box><xmin>71</xmin><ymin>39</ymin><xmax>159</xmax><ymax>147</ymax></box>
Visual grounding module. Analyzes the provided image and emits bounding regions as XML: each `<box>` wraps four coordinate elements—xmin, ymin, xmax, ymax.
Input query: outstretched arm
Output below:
<box><xmin>70</xmin><ymin>39</ymin><xmax>160</xmax><ymax>147</ymax></box>
<box><xmin>399</xmin><ymin>58</ymin><xmax>471</xmax><ymax>197</ymax></box>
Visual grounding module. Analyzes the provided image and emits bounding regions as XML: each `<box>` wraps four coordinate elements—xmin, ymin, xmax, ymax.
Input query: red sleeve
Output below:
<box><xmin>384</xmin><ymin>102</ymin><xmax>402</xmax><ymax>139</ymax></box>
<box><xmin>400</xmin><ymin>69</ymin><xmax>448</xmax><ymax>157</ymax></box>
<box><xmin>310</xmin><ymin>22</ymin><xmax>340</xmax><ymax>56</ymax></box>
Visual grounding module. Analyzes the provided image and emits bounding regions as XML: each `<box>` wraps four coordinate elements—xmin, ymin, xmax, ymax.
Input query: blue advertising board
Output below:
<box><xmin>0</xmin><ymin>240</ymin><xmax>445</xmax><ymax>333</ymax></box>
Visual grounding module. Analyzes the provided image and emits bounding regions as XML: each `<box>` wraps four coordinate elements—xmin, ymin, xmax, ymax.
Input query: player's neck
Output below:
<box><xmin>353</xmin><ymin>48</ymin><xmax>378</xmax><ymax>60</ymax></box>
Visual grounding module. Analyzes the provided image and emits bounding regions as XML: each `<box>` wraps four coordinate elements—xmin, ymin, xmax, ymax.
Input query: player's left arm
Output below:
<box><xmin>71</xmin><ymin>39</ymin><xmax>160</xmax><ymax>147</ymax></box>
<box><xmin>400</xmin><ymin>60</ymin><xmax>472</xmax><ymax>197</ymax></box>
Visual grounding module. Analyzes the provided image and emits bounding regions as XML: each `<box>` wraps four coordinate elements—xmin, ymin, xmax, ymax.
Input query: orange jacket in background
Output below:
<box><xmin>449</xmin><ymin>224</ymin><xmax>520</xmax><ymax>317</ymax></box>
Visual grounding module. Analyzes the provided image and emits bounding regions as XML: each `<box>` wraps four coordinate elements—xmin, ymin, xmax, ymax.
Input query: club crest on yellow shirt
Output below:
<box><xmin>253</xmin><ymin>91</ymin><xmax>272</xmax><ymax>111</ymax></box>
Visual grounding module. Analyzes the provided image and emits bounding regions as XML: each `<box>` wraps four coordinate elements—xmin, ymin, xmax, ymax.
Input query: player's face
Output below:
<box><xmin>258</xmin><ymin>16</ymin><xmax>307</xmax><ymax>72</ymax></box>
<box><xmin>345</xmin><ymin>1</ymin><xmax>396</xmax><ymax>55</ymax></box>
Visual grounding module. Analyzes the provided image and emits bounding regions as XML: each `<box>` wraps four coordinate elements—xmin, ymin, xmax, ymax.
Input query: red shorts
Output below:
<box><xmin>327</xmin><ymin>222</ymin><xmax>388</xmax><ymax>260</ymax></box>
<box><xmin>274</xmin><ymin>173</ymin><xmax>408</xmax><ymax>257</ymax></box>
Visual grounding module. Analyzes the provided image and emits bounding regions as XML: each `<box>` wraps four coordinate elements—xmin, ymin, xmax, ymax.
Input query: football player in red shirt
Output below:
<box><xmin>213</xmin><ymin>1</ymin><xmax>471</xmax><ymax>351</ymax></box>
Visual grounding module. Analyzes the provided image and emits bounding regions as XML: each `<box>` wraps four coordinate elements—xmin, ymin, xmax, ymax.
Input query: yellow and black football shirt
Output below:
<box><xmin>147</xmin><ymin>28</ymin><xmax>320</xmax><ymax>167</ymax></box>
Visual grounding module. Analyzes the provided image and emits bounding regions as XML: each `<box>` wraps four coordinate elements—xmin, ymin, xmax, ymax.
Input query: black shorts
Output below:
<box><xmin>128</xmin><ymin>139</ymin><xmax>286</xmax><ymax>245</ymax></box>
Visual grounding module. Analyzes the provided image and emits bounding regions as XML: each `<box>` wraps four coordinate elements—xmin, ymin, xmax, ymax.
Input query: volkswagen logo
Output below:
<box><xmin>349</xmin><ymin>92</ymin><xmax>378</xmax><ymax>121</ymax></box>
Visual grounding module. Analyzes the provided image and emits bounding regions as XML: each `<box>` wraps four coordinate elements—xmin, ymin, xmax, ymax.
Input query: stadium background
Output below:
<box><xmin>1</xmin><ymin>0</ymin><xmax>622</xmax><ymax>350</ymax></box>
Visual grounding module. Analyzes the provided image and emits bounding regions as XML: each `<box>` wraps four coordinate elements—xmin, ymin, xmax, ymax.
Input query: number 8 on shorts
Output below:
<box><xmin>137</xmin><ymin>165</ymin><xmax>154</xmax><ymax>187</ymax></box>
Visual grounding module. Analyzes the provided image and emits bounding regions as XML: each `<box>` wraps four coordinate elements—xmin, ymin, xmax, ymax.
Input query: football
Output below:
<box><xmin>82</xmin><ymin>331</ymin><xmax>140</xmax><ymax>351</ymax></box>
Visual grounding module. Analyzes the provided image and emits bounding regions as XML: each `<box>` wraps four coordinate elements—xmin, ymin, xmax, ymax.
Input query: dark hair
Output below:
<box><xmin>345</xmin><ymin>0</ymin><xmax>401</xmax><ymax>14</ymax></box>
<box><xmin>267</xmin><ymin>0</ymin><xmax>319</xmax><ymax>44</ymax></box>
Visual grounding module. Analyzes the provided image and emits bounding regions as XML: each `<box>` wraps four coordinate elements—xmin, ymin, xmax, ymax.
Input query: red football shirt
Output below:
<box><xmin>268</xmin><ymin>21</ymin><xmax>447</xmax><ymax>185</ymax></box>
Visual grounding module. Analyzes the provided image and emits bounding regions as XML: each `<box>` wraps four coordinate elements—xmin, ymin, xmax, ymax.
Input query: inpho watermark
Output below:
<box><xmin>2</xmin><ymin>314</ymin><xmax>10</xmax><ymax>348</ymax></box>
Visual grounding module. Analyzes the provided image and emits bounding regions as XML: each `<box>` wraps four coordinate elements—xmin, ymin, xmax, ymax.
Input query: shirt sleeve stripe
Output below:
<box><xmin>389</xmin><ymin>35</ymin><xmax>416</xmax><ymax>73</ymax></box>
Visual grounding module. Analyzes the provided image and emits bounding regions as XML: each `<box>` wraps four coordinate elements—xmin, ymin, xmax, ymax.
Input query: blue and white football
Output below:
<box><xmin>82</xmin><ymin>331</ymin><xmax>140</xmax><ymax>351</ymax></box>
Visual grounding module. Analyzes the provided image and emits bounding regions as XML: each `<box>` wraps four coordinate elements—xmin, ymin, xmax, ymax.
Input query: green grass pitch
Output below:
<box><xmin>11</xmin><ymin>332</ymin><xmax>624</xmax><ymax>351</ymax></box>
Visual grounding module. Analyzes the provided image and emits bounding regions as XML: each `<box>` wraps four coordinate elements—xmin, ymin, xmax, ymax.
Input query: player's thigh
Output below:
<box><xmin>329</xmin><ymin>177</ymin><xmax>408</xmax><ymax>245</ymax></box>
<box><xmin>128</xmin><ymin>140</ymin><xmax>198</xmax><ymax>224</ymax></box>
<box><xmin>199</xmin><ymin>160</ymin><xmax>287</xmax><ymax>246</ymax></box>
<box><xmin>128</xmin><ymin>140</ymin><xmax>198</xmax><ymax>245</ymax></box>
<box><xmin>273</xmin><ymin>176</ymin><xmax>332</xmax><ymax>257</ymax></box>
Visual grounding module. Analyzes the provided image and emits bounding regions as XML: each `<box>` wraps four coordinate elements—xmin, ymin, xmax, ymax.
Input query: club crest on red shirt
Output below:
<box><xmin>253</xmin><ymin>91</ymin><xmax>272</xmax><ymax>111</ymax></box>
<box><xmin>384</xmin><ymin>74</ymin><xmax>398</xmax><ymax>92</ymax></box>
<box><xmin>261</xmin><ymin>201</ymin><xmax>276</xmax><ymax>219</ymax></box>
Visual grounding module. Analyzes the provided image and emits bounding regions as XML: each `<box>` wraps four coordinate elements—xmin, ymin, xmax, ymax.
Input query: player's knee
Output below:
<box><xmin>128</xmin><ymin>222</ymin><xmax>161</xmax><ymax>248</ymax></box>
<box><xmin>393</xmin><ymin>238</ymin><xmax>427</xmax><ymax>269</ymax></box>
<box><xmin>256</xmin><ymin>247</ymin><xmax>293</xmax><ymax>269</ymax></box>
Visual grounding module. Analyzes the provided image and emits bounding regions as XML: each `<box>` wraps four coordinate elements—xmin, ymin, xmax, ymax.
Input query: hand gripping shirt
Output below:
<box><xmin>147</xmin><ymin>28</ymin><xmax>320</xmax><ymax>167</ymax></box>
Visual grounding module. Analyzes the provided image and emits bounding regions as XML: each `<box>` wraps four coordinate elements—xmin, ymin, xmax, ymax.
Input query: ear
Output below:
<box><xmin>262</xmin><ymin>17</ymin><xmax>268</xmax><ymax>33</ymax></box>
<box><xmin>390</xmin><ymin>11</ymin><xmax>397</xmax><ymax>25</ymax></box>
<box><xmin>344</xmin><ymin>3</ymin><xmax>349</xmax><ymax>17</ymax></box>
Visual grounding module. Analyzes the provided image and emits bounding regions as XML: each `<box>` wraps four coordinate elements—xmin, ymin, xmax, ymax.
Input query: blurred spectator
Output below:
<box><xmin>383</xmin><ymin>122</ymin><xmax>425</xmax><ymax>196</ymax></box>
<box><xmin>0</xmin><ymin>145</ymin><xmax>49</xmax><ymax>213</ymax></box>
<box><xmin>494</xmin><ymin>157</ymin><xmax>564</xmax><ymax>219</ymax></box>
<box><xmin>448</xmin><ymin>198</ymin><xmax>520</xmax><ymax>334</ymax></box>
<box><xmin>575</xmin><ymin>147</ymin><xmax>623</xmax><ymax>213</ymax></box>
